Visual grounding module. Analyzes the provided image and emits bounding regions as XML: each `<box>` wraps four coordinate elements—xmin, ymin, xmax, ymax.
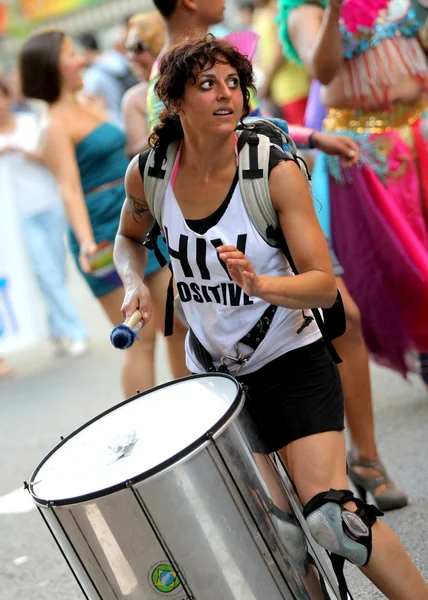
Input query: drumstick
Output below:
<box><xmin>110</xmin><ymin>309</ymin><xmax>143</xmax><ymax>350</ymax></box>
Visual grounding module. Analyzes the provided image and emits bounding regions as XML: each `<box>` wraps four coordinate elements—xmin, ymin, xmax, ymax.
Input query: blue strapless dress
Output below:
<box><xmin>69</xmin><ymin>123</ymin><xmax>168</xmax><ymax>297</ymax></box>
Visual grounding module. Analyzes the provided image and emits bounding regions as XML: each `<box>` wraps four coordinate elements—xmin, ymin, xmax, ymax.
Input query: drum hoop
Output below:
<box><xmin>29</xmin><ymin>373</ymin><xmax>244</xmax><ymax>507</ymax></box>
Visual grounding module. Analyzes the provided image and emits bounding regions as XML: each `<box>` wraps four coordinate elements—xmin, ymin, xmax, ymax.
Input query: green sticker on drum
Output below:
<box><xmin>150</xmin><ymin>563</ymin><xmax>181</xmax><ymax>593</ymax></box>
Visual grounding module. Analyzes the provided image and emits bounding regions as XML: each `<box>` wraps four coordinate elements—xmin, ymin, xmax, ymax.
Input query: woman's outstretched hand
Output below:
<box><xmin>217</xmin><ymin>245</ymin><xmax>262</xmax><ymax>298</ymax></box>
<box><xmin>311</xmin><ymin>131</ymin><xmax>360</xmax><ymax>167</ymax></box>
<box><xmin>121</xmin><ymin>275</ymin><xmax>152</xmax><ymax>328</ymax></box>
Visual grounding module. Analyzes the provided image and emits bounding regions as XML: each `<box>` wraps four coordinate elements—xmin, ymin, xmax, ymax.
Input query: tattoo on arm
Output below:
<box><xmin>127</xmin><ymin>192</ymin><xmax>150</xmax><ymax>222</ymax></box>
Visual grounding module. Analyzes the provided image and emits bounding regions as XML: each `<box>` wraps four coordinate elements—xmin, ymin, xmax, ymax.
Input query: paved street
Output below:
<box><xmin>1</xmin><ymin>261</ymin><xmax>427</xmax><ymax>600</ymax></box>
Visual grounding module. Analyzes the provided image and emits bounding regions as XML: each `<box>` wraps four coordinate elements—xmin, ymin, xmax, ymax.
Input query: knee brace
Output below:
<box><xmin>303</xmin><ymin>489</ymin><xmax>383</xmax><ymax>567</ymax></box>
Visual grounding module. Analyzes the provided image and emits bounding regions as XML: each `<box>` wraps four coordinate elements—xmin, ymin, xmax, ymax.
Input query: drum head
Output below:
<box><xmin>30</xmin><ymin>374</ymin><xmax>243</xmax><ymax>505</ymax></box>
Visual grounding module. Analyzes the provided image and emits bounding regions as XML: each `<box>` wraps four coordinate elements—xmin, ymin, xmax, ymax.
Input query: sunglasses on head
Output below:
<box><xmin>125</xmin><ymin>40</ymin><xmax>149</xmax><ymax>55</ymax></box>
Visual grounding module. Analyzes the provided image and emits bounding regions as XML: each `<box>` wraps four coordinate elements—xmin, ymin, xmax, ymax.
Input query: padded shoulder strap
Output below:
<box><xmin>143</xmin><ymin>140</ymin><xmax>180</xmax><ymax>236</ymax></box>
<box><xmin>237</xmin><ymin>129</ymin><xmax>278</xmax><ymax>246</ymax></box>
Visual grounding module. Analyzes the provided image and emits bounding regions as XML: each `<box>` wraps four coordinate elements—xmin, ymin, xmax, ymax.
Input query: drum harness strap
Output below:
<box><xmin>189</xmin><ymin>304</ymin><xmax>278</xmax><ymax>376</ymax></box>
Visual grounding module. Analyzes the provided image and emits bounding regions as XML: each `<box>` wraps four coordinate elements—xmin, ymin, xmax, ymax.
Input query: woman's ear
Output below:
<box><xmin>170</xmin><ymin>100</ymin><xmax>182</xmax><ymax>116</ymax></box>
<box><xmin>182</xmin><ymin>0</ymin><xmax>197</xmax><ymax>13</ymax></box>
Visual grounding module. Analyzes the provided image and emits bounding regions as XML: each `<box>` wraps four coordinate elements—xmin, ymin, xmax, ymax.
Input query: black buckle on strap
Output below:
<box><xmin>296</xmin><ymin>312</ymin><xmax>314</xmax><ymax>334</ymax></box>
<box><xmin>147</xmin><ymin>166</ymin><xmax>166</xmax><ymax>179</ymax></box>
<box><xmin>143</xmin><ymin>223</ymin><xmax>168</xmax><ymax>268</ymax></box>
<box><xmin>243</xmin><ymin>130</ymin><xmax>263</xmax><ymax>179</ymax></box>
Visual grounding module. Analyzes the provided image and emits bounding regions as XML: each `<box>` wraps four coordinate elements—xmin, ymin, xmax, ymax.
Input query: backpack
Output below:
<box><xmin>142</xmin><ymin>117</ymin><xmax>346</xmax><ymax>365</ymax></box>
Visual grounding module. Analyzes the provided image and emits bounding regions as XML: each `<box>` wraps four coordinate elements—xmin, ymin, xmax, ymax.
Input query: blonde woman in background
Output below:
<box><xmin>122</xmin><ymin>11</ymin><xmax>166</xmax><ymax>158</ymax></box>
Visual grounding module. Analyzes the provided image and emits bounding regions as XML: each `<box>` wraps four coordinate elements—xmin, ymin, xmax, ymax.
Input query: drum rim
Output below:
<box><xmin>28</xmin><ymin>373</ymin><xmax>244</xmax><ymax>507</ymax></box>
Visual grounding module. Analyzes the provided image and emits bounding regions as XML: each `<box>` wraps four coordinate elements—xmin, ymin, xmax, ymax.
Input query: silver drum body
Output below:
<box><xmin>29</xmin><ymin>374</ymin><xmax>339</xmax><ymax>600</ymax></box>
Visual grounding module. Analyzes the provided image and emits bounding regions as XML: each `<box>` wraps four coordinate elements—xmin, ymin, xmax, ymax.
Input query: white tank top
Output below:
<box><xmin>162</xmin><ymin>175</ymin><xmax>321</xmax><ymax>376</ymax></box>
<box><xmin>0</xmin><ymin>114</ymin><xmax>61</xmax><ymax>217</ymax></box>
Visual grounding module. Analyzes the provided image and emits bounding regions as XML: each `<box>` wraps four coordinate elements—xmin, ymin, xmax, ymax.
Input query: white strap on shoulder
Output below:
<box><xmin>143</xmin><ymin>140</ymin><xmax>180</xmax><ymax>236</ymax></box>
<box><xmin>237</xmin><ymin>131</ymin><xmax>278</xmax><ymax>246</ymax></box>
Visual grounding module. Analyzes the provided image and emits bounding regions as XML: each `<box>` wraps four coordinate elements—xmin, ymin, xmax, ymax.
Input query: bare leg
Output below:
<box><xmin>146</xmin><ymin>266</ymin><xmax>189</xmax><ymax>379</ymax></box>
<box><xmin>334</xmin><ymin>278</ymin><xmax>378</xmax><ymax>460</ymax></box>
<box><xmin>98</xmin><ymin>287</ymin><xmax>156</xmax><ymax>397</ymax></box>
<box><xmin>279</xmin><ymin>431</ymin><xmax>428</xmax><ymax>599</ymax></box>
<box><xmin>334</xmin><ymin>277</ymin><xmax>405</xmax><ymax>502</ymax></box>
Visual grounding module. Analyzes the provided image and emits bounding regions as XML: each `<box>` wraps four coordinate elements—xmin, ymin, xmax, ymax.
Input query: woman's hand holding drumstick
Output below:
<box><xmin>121</xmin><ymin>275</ymin><xmax>152</xmax><ymax>326</ymax></box>
<box><xmin>111</xmin><ymin>276</ymin><xmax>152</xmax><ymax>350</ymax></box>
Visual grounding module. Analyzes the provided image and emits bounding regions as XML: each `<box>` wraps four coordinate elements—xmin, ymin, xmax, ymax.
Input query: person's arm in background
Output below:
<box><xmin>287</xmin><ymin>0</ymin><xmax>344</xmax><ymax>84</ymax></box>
<box><xmin>122</xmin><ymin>84</ymin><xmax>150</xmax><ymax>158</ymax></box>
<box><xmin>39</xmin><ymin>121</ymin><xmax>97</xmax><ymax>272</ymax></box>
<box><xmin>258</xmin><ymin>37</ymin><xmax>287</xmax><ymax>100</ymax></box>
<box><xmin>288</xmin><ymin>125</ymin><xmax>359</xmax><ymax>167</ymax></box>
<box><xmin>0</xmin><ymin>145</ymin><xmax>45</xmax><ymax>163</ymax></box>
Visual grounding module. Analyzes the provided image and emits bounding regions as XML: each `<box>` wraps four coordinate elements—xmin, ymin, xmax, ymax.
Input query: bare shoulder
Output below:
<box><xmin>269</xmin><ymin>159</ymin><xmax>312</xmax><ymax>212</ymax></box>
<box><xmin>39</xmin><ymin>115</ymin><xmax>73</xmax><ymax>157</ymax></box>
<box><xmin>122</xmin><ymin>82</ymin><xmax>149</xmax><ymax>109</ymax></box>
<box><xmin>269</xmin><ymin>158</ymin><xmax>302</xmax><ymax>185</ymax></box>
<box><xmin>287</xmin><ymin>3</ymin><xmax>324</xmax><ymax>28</ymax></box>
<box><xmin>118</xmin><ymin>153</ymin><xmax>155</xmax><ymax>237</ymax></box>
<box><xmin>287</xmin><ymin>3</ymin><xmax>324</xmax><ymax>52</ymax></box>
<box><xmin>126</xmin><ymin>154</ymin><xmax>145</xmax><ymax>196</ymax></box>
<box><xmin>125</xmin><ymin>154</ymin><xmax>152</xmax><ymax>222</ymax></box>
<box><xmin>40</xmin><ymin>115</ymin><xmax>67</xmax><ymax>140</ymax></box>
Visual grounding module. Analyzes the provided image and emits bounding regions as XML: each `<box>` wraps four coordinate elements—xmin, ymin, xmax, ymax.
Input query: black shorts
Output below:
<box><xmin>237</xmin><ymin>340</ymin><xmax>344</xmax><ymax>453</ymax></box>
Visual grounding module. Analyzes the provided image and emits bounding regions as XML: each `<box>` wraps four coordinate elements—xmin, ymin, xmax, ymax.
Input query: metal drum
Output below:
<box><xmin>28</xmin><ymin>373</ymin><xmax>339</xmax><ymax>600</ymax></box>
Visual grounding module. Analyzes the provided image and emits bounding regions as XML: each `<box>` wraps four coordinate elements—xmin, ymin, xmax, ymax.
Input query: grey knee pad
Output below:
<box><xmin>303</xmin><ymin>489</ymin><xmax>383</xmax><ymax>567</ymax></box>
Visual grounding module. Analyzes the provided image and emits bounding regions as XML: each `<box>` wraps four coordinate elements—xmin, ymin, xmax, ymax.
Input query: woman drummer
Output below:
<box><xmin>113</xmin><ymin>36</ymin><xmax>428</xmax><ymax>598</ymax></box>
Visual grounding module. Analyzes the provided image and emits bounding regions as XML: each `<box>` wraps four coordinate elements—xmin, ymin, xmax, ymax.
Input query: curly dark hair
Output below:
<box><xmin>149</xmin><ymin>35</ymin><xmax>256</xmax><ymax>149</ymax></box>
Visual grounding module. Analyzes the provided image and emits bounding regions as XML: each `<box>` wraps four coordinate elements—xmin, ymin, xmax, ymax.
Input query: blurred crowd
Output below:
<box><xmin>2</xmin><ymin>3</ymin><xmax>428</xmax><ymax>595</ymax></box>
<box><xmin>0</xmin><ymin>0</ymin><xmax>427</xmax><ymax>540</ymax></box>
<box><xmin>0</xmin><ymin>0</ymin><xmax>313</xmax><ymax>380</ymax></box>
<box><xmin>1</xmin><ymin>0</ymin><xmax>428</xmax><ymax>399</ymax></box>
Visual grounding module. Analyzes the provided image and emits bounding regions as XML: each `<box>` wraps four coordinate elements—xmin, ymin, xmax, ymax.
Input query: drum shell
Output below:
<box><xmin>32</xmin><ymin>378</ymin><xmax>338</xmax><ymax>599</ymax></box>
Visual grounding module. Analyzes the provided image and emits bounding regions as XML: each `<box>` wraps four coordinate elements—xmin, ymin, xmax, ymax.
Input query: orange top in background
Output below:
<box><xmin>19</xmin><ymin>0</ymin><xmax>100</xmax><ymax>21</ymax></box>
<box><xmin>0</xmin><ymin>3</ymin><xmax>7</xmax><ymax>34</ymax></box>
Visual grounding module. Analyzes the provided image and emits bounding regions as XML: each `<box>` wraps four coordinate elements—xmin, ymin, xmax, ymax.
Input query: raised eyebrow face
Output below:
<box><xmin>196</xmin><ymin>72</ymin><xmax>239</xmax><ymax>83</ymax></box>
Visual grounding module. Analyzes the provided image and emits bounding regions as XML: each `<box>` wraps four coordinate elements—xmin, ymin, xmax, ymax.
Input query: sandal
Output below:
<box><xmin>347</xmin><ymin>452</ymin><xmax>408</xmax><ymax>512</ymax></box>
